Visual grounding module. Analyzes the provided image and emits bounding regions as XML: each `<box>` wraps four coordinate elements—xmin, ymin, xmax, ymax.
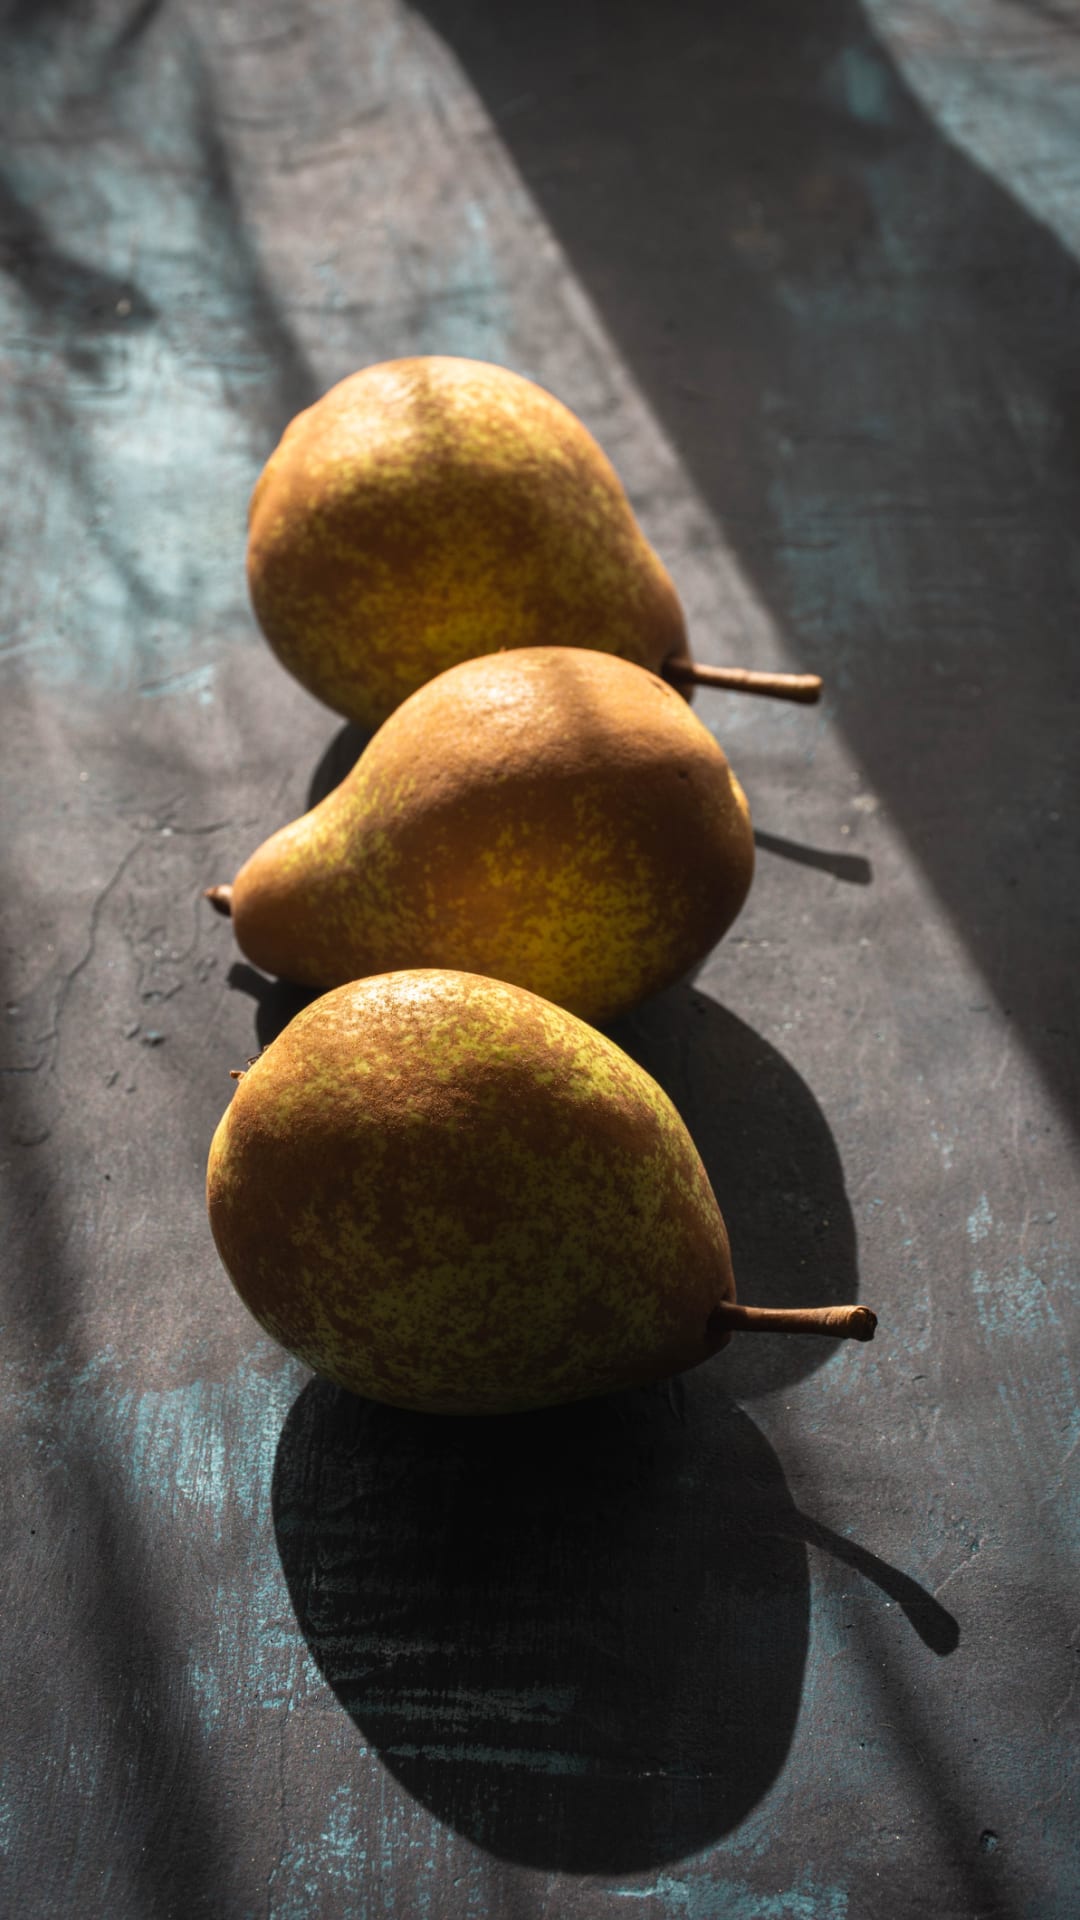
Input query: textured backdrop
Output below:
<box><xmin>2</xmin><ymin>2</ymin><xmax>1078</xmax><ymax>1915</ymax></box>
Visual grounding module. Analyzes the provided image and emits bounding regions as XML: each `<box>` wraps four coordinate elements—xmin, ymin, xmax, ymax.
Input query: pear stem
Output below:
<box><xmin>664</xmin><ymin>658</ymin><xmax>823</xmax><ymax>704</ymax></box>
<box><xmin>712</xmin><ymin>1302</ymin><xmax>877</xmax><ymax>1341</ymax></box>
<box><xmin>205</xmin><ymin>884</ymin><xmax>234</xmax><ymax>918</ymax></box>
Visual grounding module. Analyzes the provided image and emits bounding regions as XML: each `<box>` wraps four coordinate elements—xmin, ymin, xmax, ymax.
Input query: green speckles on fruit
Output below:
<box><xmin>246</xmin><ymin>356</ymin><xmax>687</xmax><ymax>730</ymax></box>
<box><xmin>225</xmin><ymin>648</ymin><xmax>754</xmax><ymax>1023</ymax></box>
<box><xmin>206</xmin><ymin>970</ymin><xmax>735</xmax><ymax>1415</ymax></box>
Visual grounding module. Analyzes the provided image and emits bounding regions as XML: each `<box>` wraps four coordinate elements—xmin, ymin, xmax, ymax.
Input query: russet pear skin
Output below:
<box><xmin>224</xmin><ymin>647</ymin><xmax>755</xmax><ymax>1025</ymax></box>
<box><xmin>247</xmin><ymin>356</ymin><xmax>689</xmax><ymax>730</ymax></box>
<box><xmin>206</xmin><ymin>970</ymin><xmax>736</xmax><ymax>1415</ymax></box>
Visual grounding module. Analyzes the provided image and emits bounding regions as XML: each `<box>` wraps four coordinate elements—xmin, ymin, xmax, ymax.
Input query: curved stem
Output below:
<box><xmin>664</xmin><ymin>657</ymin><xmax>823</xmax><ymax>704</ymax></box>
<box><xmin>205</xmin><ymin>884</ymin><xmax>234</xmax><ymax>918</ymax></box>
<box><xmin>711</xmin><ymin>1302</ymin><xmax>877</xmax><ymax>1340</ymax></box>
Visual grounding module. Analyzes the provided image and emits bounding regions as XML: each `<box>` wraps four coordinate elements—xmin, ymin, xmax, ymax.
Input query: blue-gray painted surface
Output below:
<box><xmin>1</xmin><ymin>2</ymin><xmax>1077</xmax><ymax>1915</ymax></box>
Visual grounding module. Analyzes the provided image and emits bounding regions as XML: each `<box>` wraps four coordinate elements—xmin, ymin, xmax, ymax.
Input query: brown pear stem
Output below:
<box><xmin>713</xmin><ymin>1302</ymin><xmax>877</xmax><ymax>1341</ymax></box>
<box><xmin>205</xmin><ymin>884</ymin><xmax>234</xmax><ymax>918</ymax></box>
<box><xmin>664</xmin><ymin>658</ymin><xmax>823</xmax><ymax>704</ymax></box>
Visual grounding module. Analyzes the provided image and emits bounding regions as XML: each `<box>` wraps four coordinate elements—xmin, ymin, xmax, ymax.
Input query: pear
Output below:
<box><xmin>206</xmin><ymin>970</ymin><xmax>875</xmax><ymax>1415</ymax></box>
<box><xmin>208</xmin><ymin>647</ymin><xmax>755</xmax><ymax>1024</ymax></box>
<box><xmin>246</xmin><ymin>355</ymin><xmax>689</xmax><ymax>731</ymax></box>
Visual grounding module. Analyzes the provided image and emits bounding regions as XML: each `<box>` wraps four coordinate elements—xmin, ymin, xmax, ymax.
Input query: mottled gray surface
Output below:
<box><xmin>1</xmin><ymin>2</ymin><xmax>1077</xmax><ymax>1915</ymax></box>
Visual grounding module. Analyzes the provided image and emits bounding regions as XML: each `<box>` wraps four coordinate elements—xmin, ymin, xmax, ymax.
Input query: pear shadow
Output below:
<box><xmin>608</xmin><ymin>984</ymin><xmax>860</xmax><ymax>1399</ymax></box>
<box><xmin>273</xmin><ymin>1373</ymin><xmax>957</xmax><ymax>1873</ymax></box>
<box><xmin>753</xmin><ymin>829</ymin><xmax>873</xmax><ymax>887</ymax></box>
<box><xmin>306</xmin><ymin>722</ymin><xmax>375</xmax><ymax>810</ymax></box>
<box><xmin>792</xmin><ymin>1512</ymin><xmax>958</xmax><ymax>1657</ymax></box>
<box><xmin>227</xmin><ymin>961</ymin><xmax>316</xmax><ymax>1049</ymax></box>
<box><xmin>273</xmin><ymin>1372</ymin><xmax>810</xmax><ymax>1871</ymax></box>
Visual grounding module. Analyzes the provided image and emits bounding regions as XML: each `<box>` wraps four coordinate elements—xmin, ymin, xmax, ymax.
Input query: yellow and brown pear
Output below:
<box><xmin>210</xmin><ymin>647</ymin><xmax>756</xmax><ymax>1024</ymax></box>
<box><xmin>246</xmin><ymin>356</ymin><xmax>689</xmax><ymax>730</ymax></box>
<box><xmin>207</xmin><ymin>970</ymin><xmax>876</xmax><ymax>1415</ymax></box>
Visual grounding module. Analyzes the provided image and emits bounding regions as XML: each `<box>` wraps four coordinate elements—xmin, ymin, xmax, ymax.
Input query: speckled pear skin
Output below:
<box><xmin>246</xmin><ymin>356</ymin><xmax>689</xmax><ymax>730</ymax></box>
<box><xmin>228</xmin><ymin>648</ymin><xmax>754</xmax><ymax>1024</ymax></box>
<box><xmin>206</xmin><ymin>970</ymin><xmax>736</xmax><ymax>1414</ymax></box>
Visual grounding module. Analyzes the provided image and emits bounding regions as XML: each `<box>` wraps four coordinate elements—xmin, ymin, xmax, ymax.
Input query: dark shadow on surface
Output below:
<box><xmin>784</xmin><ymin>1512</ymin><xmax>958</xmax><ymax>1655</ymax></box>
<box><xmin>111</xmin><ymin>0</ymin><xmax>167</xmax><ymax>58</ymax></box>
<box><xmin>1</xmin><ymin>0</ymin><xmax>87</xmax><ymax>31</ymax></box>
<box><xmin>0</xmin><ymin>896</ymin><xmax>237</xmax><ymax>1902</ymax></box>
<box><xmin>754</xmin><ymin>828</ymin><xmax>872</xmax><ymax>886</ymax></box>
<box><xmin>274</xmin><ymin>1373</ymin><xmax>810</xmax><ymax>1871</ymax></box>
<box><xmin>0</xmin><ymin>7</ymin><xmax>318</xmax><ymax>679</ymax></box>
<box><xmin>609</xmin><ymin>984</ymin><xmax>860</xmax><ymax>1398</ymax></box>
<box><xmin>416</xmin><ymin>0</ymin><xmax>1080</xmax><ymax>1130</ymax></box>
<box><xmin>185</xmin><ymin>54</ymin><xmax>317</xmax><ymax>439</ymax></box>
<box><xmin>844</xmin><ymin>1553</ymin><xmax>1018</xmax><ymax>1918</ymax></box>
<box><xmin>0</xmin><ymin>172</ymin><xmax>157</xmax><ymax>346</ymax></box>
<box><xmin>0</xmin><ymin>6</ymin><xmax>324</xmax><ymax>1904</ymax></box>
<box><xmin>273</xmin><ymin>1372</ymin><xmax>954</xmax><ymax>1871</ymax></box>
<box><xmin>227</xmin><ymin>960</ymin><xmax>316</xmax><ymax>1048</ymax></box>
<box><xmin>306</xmin><ymin>722</ymin><xmax>374</xmax><ymax>809</ymax></box>
<box><xmin>0</xmin><ymin>0</ymin><xmax>168</xmax><ymax>64</ymax></box>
